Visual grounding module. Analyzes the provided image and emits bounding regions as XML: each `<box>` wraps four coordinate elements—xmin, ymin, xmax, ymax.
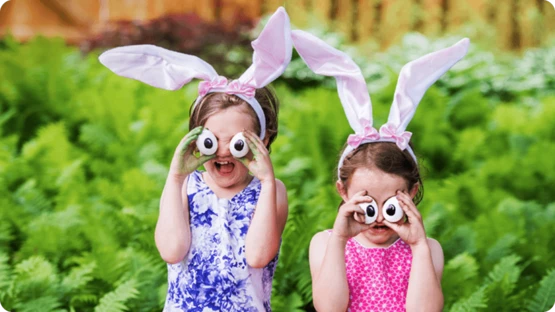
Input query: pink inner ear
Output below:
<box><xmin>388</xmin><ymin>38</ymin><xmax>470</xmax><ymax>131</ymax></box>
<box><xmin>238</xmin><ymin>7</ymin><xmax>292</xmax><ymax>88</ymax></box>
<box><xmin>291</xmin><ymin>30</ymin><xmax>372</xmax><ymax>134</ymax></box>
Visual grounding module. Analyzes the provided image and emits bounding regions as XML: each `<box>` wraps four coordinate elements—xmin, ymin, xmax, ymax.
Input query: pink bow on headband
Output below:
<box><xmin>198</xmin><ymin>76</ymin><xmax>228</xmax><ymax>97</ymax></box>
<box><xmin>347</xmin><ymin>118</ymin><xmax>379</xmax><ymax>148</ymax></box>
<box><xmin>198</xmin><ymin>77</ymin><xmax>256</xmax><ymax>98</ymax></box>
<box><xmin>379</xmin><ymin>123</ymin><xmax>412</xmax><ymax>150</ymax></box>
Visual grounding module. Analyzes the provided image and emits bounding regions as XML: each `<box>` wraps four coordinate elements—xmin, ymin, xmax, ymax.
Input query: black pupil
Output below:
<box><xmin>386</xmin><ymin>204</ymin><xmax>396</xmax><ymax>216</ymax></box>
<box><xmin>234</xmin><ymin>140</ymin><xmax>245</xmax><ymax>151</ymax></box>
<box><xmin>366</xmin><ymin>205</ymin><xmax>375</xmax><ymax>217</ymax></box>
<box><xmin>204</xmin><ymin>138</ymin><xmax>213</xmax><ymax>149</ymax></box>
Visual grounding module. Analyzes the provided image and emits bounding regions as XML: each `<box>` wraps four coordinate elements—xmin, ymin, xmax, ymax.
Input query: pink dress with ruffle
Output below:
<box><xmin>344</xmin><ymin>236</ymin><xmax>412</xmax><ymax>312</ymax></box>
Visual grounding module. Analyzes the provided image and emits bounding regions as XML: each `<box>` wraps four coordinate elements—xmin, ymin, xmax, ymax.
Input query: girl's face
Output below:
<box><xmin>338</xmin><ymin>167</ymin><xmax>417</xmax><ymax>247</ymax></box>
<box><xmin>202</xmin><ymin>105</ymin><xmax>257</xmax><ymax>190</ymax></box>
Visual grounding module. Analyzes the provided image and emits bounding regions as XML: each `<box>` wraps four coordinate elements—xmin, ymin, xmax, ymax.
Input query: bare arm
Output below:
<box><xmin>309</xmin><ymin>231</ymin><xmax>350</xmax><ymax>312</ymax></box>
<box><xmin>155</xmin><ymin>175</ymin><xmax>191</xmax><ymax>264</ymax></box>
<box><xmin>245</xmin><ymin>178</ymin><xmax>288</xmax><ymax>268</ymax></box>
<box><xmin>384</xmin><ymin>191</ymin><xmax>444</xmax><ymax>312</ymax></box>
<box><xmin>405</xmin><ymin>238</ymin><xmax>444</xmax><ymax>312</ymax></box>
<box><xmin>310</xmin><ymin>191</ymin><xmax>374</xmax><ymax>312</ymax></box>
<box><xmin>154</xmin><ymin>126</ymin><xmax>214</xmax><ymax>264</ymax></box>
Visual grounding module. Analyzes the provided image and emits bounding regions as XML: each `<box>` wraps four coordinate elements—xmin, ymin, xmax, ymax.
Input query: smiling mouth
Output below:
<box><xmin>215</xmin><ymin>160</ymin><xmax>234</xmax><ymax>174</ymax></box>
<box><xmin>372</xmin><ymin>225</ymin><xmax>389</xmax><ymax>230</ymax></box>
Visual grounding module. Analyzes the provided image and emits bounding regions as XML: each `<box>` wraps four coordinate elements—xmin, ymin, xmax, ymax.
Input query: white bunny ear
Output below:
<box><xmin>98</xmin><ymin>44</ymin><xmax>219</xmax><ymax>90</ymax></box>
<box><xmin>291</xmin><ymin>29</ymin><xmax>372</xmax><ymax>134</ymax></box>
<box><xmin>387</xmin><ymin>38</ymin><xmax>470</xmax><ymax>132</ymax></box>
<box><xmin>238</xmin><ymin>7</ymin><xmax>293</xmax><ymax>88</ymax></box>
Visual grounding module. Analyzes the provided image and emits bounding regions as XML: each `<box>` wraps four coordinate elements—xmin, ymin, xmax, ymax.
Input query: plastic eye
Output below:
<box><xmin>230</xmin><ymin>132</ymin><xmax>249</xmax><ymax>158</ymax></box>
<box><xmin>382</xmin><ymin>196</ymin><xmax>404</xmax><ymax>223</ymax></box>
<box><xmin>196</xmin><ymin>129</ymin><xmax>218</xmax><ymax>155</ymax></box>
<box><xmin>358</xmin><ymin>202</ymin><xmax>378</xmax><ymax>224</ymax></box>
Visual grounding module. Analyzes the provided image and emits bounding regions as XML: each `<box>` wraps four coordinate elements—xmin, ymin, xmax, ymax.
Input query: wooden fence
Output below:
<box><xmin>0</xmin><ymin>0</ymin><xmax>554</xmax><ymax>50</ymax></box>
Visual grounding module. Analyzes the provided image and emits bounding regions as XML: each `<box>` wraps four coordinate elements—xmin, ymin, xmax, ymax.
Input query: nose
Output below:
<box><xmin>216</xmin><ymin>140</ymin><xmax>231</xmax><ymax>157</ymax></box>
<box><xmin>375</xmin><ymin>207</ymin><xmax>385</xmax><ymax>223</ymax></box>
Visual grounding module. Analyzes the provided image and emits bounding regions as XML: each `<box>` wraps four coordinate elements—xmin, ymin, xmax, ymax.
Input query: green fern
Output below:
<box><xmin>0</xmin><ymin>252</ymin><xmax>11</xmax><ymax>295</ymax></box>
<box><xmin>61</xmin><ymin>262</ymin><xmax>97</xmax><ymax>292</ymax></box>
<box><xmin>528</xmin><ymin>269</ymin><xmax>555</xmax><ymax>312</ymax></box>
<box><xmin>449</xmin><ymin>285</ymin><xmax>488</xmax><ymax>312</ymax></box>
<box><xmin>94</xmin><ymin>279</ymin><xmax>139</xmax><ymax>312</ymax></box>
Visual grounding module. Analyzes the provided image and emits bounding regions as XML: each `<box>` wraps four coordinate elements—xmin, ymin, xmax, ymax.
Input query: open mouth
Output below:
<box><xmin>214</xmin><ymin>160</ymin><xmax>235</xmax><ymax>174</ymax></box>
<box><xmin>372</xmin><ymin>225</ymin><xmax>390</xmax><ymax>231</ymax></box>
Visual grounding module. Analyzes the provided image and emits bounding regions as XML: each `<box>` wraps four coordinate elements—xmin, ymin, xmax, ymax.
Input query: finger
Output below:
<box><xmin>383</xmin><ymin>220</ymin><xmax>403</xmax><ymax>233</ymax></box>
<box><xmin>179</xmin><ymin>126</ymin><xmax>203</xmax><ymax>155</ymax></box>
<box><xmin>236</xmin><ymin>157</ymin><xmax>251</xmax><ymax>169</ymax></box>
<box><xmin>245</xmin><ymin>135</ymin><xmax>261</xmax><ymax>160</ymax></box>
<box><xmin>397</xmin><ymin>191</ymin><xmax>421</xmax><ymax>217</ymax></box>
<box><xmin>353</xmin><ymin>211</ymin><xmax>366</xmax><ymax>223</ymax></box>
<box><xmin>243</xmin><ymin>131</ymin><xmax>268</xmax><ymax>156</ymax></box>
<box><xmin>396</xmin><ymin>193</ymin><xmax>421</xmax><ymax>221</ymax></box>
<box><xmin>197</xmin><ymin>154</ymin><xmax>215</xmax><ymax>166</ymax></box>
<box><xmin>350</xmin><ymin>194</ymin><xmax>374</xmax><ymax>206</ymax></box>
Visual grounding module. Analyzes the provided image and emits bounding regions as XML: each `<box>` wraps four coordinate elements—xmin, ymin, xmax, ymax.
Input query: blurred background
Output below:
<box><xmin>1</xmin><ymin>0</ymin><xmax>555</xmax><ymax>311</ymax></box>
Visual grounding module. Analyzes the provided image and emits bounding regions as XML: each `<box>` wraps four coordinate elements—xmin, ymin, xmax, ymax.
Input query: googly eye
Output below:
<box><xmin>382</xmin><ymin>196</ymin><xmax>404</xmax><ymax>223</ymax></box>
<box><xmin>358</xmin><ymin>202</ymin><xmax>378</xmax><ymax>224</ymax></box>
<box><xmin>196</xmin><ymin>129</ymin><xmax>218</xmax><ymax>155</ymax></box>
<box><xmin>230</xmin><ymin>132</ymin><xmax>248</xmax><ymax>158</ymax></box>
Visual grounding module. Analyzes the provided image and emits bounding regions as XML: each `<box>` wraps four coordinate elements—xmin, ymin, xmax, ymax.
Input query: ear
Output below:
<box><xmin>336</xmin><ymin>180</ymin><xmax>349</xmax><ymax>202</ymax></box>
<box><xmin>409</xmin><ymin>182</ymin><xmax>420</xmax><ymax>199</ymax></box>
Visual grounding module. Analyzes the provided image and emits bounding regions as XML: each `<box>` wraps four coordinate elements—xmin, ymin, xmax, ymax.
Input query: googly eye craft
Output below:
<box><xmin>359</xmin><ymin>202</ymin><xmax>378</xmax><ymax>224</ymax></box>
<box><xmin>230</xmin><ymin>132</ymin><xmax>249</xmax><ymax>158</ymax></box>
<box><xmin>196</xmin><ymin>129</ymin><xmax>218</xmax><ymax>155</ymax></box>
<box><xmin>382</xmin><ymin>196</ymin><xmax>404</xmax><ymax>223</ymax></box>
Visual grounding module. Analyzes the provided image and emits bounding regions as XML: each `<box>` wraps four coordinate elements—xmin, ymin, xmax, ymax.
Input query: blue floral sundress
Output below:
<box><xmin>163</xmin><ymin>170</ymin><xmax>278</xmax><ymax>312</ymax></box>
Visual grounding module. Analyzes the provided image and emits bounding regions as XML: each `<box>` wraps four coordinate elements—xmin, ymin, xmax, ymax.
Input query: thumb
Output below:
<box><xmin>236</xmin><ymin>157</ymin><xmax>251</xmax><ymax>168</ymax></box>
<box><xmin>197</xmin><ymin>154</ymin><xmax>216</xmax><ymax>165</ymax></box>
<box><xmin>383</xmin><ymin>220</ymin><xmax>402</xmax><ymax>232</ymax></box>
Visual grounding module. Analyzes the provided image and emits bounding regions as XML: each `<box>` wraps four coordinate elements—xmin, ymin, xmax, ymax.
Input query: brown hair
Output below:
<box><xmin>188</xmin><ymin>86</ymin><xmax>280</xmax><ymax>152</ymax></box>
<box><xmin>338</xmin><ymin>142</ymin><xmax>424</xmax><ymax>205</ymax></box>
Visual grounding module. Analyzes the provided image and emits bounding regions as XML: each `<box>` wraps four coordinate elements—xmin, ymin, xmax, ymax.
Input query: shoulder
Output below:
<box><xmin>309</xmin><ymin>231</ymin><xmax>332</xmax><ymax>255</ymax></box>
<box><xmin>426</xmin><ymin>237</ymin><xmax>445</xmax><ymax>279</ymax></box>
<box><xmin>309</xmin><ymin>230</ymin><xmax>332</xmax><ymax>266</ymax></box>
<box><xmin>274</xmin><ymin>178</ymin><xmax>288</xmax><ymax>204</ymax></box>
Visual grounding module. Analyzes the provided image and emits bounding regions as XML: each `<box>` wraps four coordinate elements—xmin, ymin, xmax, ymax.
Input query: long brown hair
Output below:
<box><xmin>189</xmin><ymin>86</ymin><xmax>280</xmax><ymax>152</ymax></box>
<box><xmin>338</xmin><ymin>142</ymin><xmax>424</xmax><ymax>205</ymax></box>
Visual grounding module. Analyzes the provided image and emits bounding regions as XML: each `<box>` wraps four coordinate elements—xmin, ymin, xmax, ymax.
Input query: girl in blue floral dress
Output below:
<box><xmin>98</xmin><ymin>7</ymin><xmax>292</xmax><ymax>312</ymax></box>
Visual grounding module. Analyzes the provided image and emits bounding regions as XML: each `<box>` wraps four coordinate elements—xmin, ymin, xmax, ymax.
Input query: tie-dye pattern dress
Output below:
<box><xmin>163</xmin><ymin>170</ymin><xmax>278</xmax><ymax>312</ymax></box>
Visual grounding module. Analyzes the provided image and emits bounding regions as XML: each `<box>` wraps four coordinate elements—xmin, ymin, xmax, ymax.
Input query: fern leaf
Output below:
<box><xmin>61</xmin><ymin>262</ymin><xmax>97</xmax><ymax>292</ymax></box>
<box><xmin>94</xmin><ymin>279</ymin><xmax>139</xmax><ymax>312</ymax></box>
<box><xmin>449</xmin><ymin>285</ymin><xmax>488</xmax><ymax>312</ymax></box>
<box><xmin>486</xmin><ymin>254</ymin><xmax>522</xmax><ymax>296</ymax></box>
<box><xmin>0</xmin><ymin>252</ymin><xmax>11</xmax><ymax>294</ymax></box>
<box><xmin>13</xmin><ymin>295</ymin><xmax>61</xmax><ymax>312</ymax></box>
<box><xmin>528</xmin><ymin>269</ymin><xmax>555</xmax><ymax>312</ymax></box>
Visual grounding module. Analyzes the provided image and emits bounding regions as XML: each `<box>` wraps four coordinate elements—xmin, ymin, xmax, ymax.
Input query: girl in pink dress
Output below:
<box><xmin>291</xmin><ymin>31</ymin><xmax>470</xmax><ymax>311</ymax></box>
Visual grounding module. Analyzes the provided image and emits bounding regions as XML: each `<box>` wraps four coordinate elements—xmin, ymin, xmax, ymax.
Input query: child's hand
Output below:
<box><xmin>236</xmin><ymin>130</ymin><xmax>275</xmax><ymax>183</ymax></box>
<box><xmin>383</xmin><ymin>191</ymin><xmax>428</xmax><ymax>247</ymax></box>
<box><xmin>169</xmin><ymin>126</ymin><xmax>215</xmax><ymax>179</ymax></box>
<box><xmin>333</xmin><ymin>191</ymin><xmax>374</xmax><ymax>240</ymax></box>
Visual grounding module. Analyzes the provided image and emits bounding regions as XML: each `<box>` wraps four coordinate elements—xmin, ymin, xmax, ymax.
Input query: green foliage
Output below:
<box><xmin>1</xmin><ymin>32</ymin><xmax>555</xmax><ymax>312</ymax></box>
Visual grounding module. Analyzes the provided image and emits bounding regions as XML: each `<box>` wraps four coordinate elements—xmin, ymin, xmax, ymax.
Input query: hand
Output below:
<box><xmin>333</xmin><ymin>191</ymin><xmax>374</xmax><ymax>240</ymax></box>
<box><xmin>383</xmin><ymin>191</ymin><xmax>428</xmax><ymax>247</ymax></box>
<box><xmin>169</xmin><ymin>126</ymin><xmax>215</xmax><ymax>179</ymax></box>
<box><xmin>236</xmin><ymin>130</ymin><xmax>275</xmax><ymax>183</ymax></box>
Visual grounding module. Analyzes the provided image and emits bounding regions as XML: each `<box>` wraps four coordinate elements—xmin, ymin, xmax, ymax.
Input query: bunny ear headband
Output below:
<box><xmin>291</xmin><ymin>30</ymin><xmax>469</xmax><ymax>178</ymax></box>
<box><xmin>98</xmin><ymin>7</ymin><xmax>293</xmax><ymax>140</ymax></box>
